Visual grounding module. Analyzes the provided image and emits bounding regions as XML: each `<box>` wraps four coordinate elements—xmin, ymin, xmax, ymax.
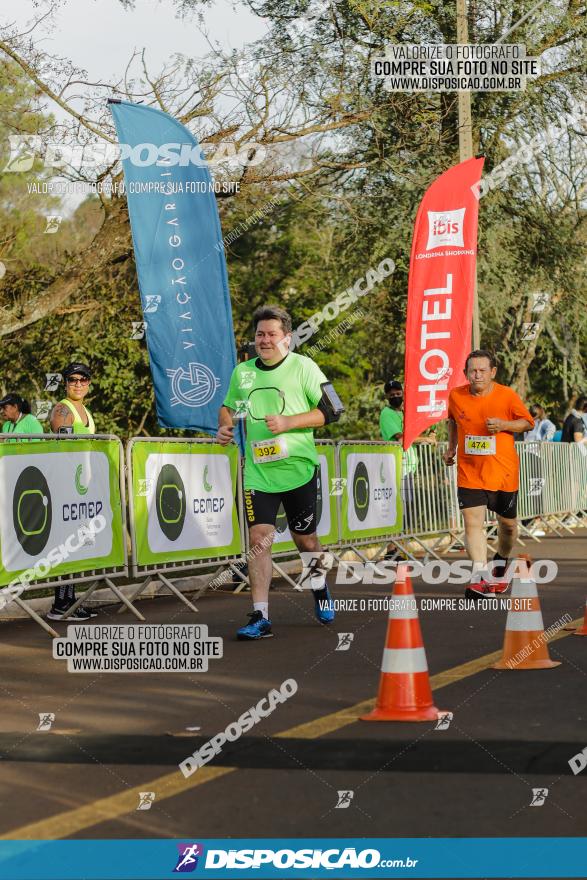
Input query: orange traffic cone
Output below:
<box><xmin>361</xmin><ymin>566</ymin><xmax>444</xmax><ymax>722</ymax></box>
<box><xmin>565</xmin><ymin>599</ymin><xmax>587</xmax><ymax>636</ymax></box>
<box><xmin>492</xmin><ymin>558</ymin><xmax>561</xmax><ymax>670</ymax></box>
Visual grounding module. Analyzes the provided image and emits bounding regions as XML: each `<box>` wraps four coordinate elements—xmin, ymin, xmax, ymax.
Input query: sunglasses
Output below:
<box><xmin>66</xmin><ymin>377</ymin><xmax>90</xmax><ymax>385</ymax></box>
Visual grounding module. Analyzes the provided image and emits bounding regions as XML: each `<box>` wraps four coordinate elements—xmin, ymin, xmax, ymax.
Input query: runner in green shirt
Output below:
<box><xmin>47</xmin><ymin>362</ymin><xmax>97</xmax><ymax>622</ymax></box>
<box><xmin>217</xmin><ymin>305</ymin><xmax>344</xmax><ymax>640</ymax></box>
<box><xmin>0</xmin><ymin>394</ymin><xmax>43</xmax><ymax>436</ymax></box>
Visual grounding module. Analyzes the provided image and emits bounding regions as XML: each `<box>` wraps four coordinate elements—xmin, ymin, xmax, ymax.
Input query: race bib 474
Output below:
<box><xmin>464</xmin><ymin>434</ymin><xmax>496</xmax><ymax>456</ymax></box>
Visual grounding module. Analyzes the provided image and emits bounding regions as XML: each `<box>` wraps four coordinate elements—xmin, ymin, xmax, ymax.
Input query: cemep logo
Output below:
<box><xmin>13</xmin><ymin>466</ymin><xmax>52</xmax><ymax>555</ymax></box>
<box><xmin>173</xmin><ymin>843</ymin><xmax>204</xmax><ymax>873</ymax></box>
<box><xmin>156</xmin><ymin>464</ymin><xmax>186</xmax><ymax>541</ymax></box>
<box><xmin>353</xmin><ymin>461</ymin><xmax>369</xmax><ymax>522</ymax></box>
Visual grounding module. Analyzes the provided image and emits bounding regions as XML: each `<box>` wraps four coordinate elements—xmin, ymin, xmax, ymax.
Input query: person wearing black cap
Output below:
<box><xmin>50</xmin><ymin>363</ymin><xmax>95</xmax><ymax>435</ymax></box>
<box><xmin>0</xmin><ymin>394</ymin><xmax>43</xmax><ymax>436</ymax></box>
<box><xmin>47</xmin><ymin>362</ymin><xmax>97</xmax><ymax>621</ymax></box>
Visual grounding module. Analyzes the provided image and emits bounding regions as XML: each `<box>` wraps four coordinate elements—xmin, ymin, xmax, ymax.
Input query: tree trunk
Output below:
<box><xmin>0</xmin><ymin>196</ymin><xmax>133</xmax><ymax>337</ymax></box>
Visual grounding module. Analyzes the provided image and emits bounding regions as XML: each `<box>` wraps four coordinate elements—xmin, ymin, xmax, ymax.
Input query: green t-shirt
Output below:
<box><xmin>224</xmin><ymin>352</ymin><xmax>328</xmax><ymax>492</ymax></box>
<box><xmin>379</xmin><ymin>406</ymin><xmax>418</xmax><ymax>474</ymax></box>
<box><xmin>1</xmin><ymin>413</ymin><xmax>44</xmax><ymax>435</ymax></box>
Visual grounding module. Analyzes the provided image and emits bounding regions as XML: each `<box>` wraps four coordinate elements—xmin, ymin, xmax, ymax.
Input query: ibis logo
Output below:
<box><xmin>426</xmin><ymin>208</ymin><xmax>465</xmax><ymax>250</ymax></box>
<box><xmin>13</xmin><ymin>467</ymin><xmax>52</xmax><ymax>555</ymax></box>
<box><xmin>155</xmin><ymin>464</ymin><xmax>186</xmax><ymax>541</ymax></box>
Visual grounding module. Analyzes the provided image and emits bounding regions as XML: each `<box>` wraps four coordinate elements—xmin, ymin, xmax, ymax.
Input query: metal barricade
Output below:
<box><xmin>125</xmin><ymin>436</ymin><xmax>246</xmax><ymax>610</ymax></box>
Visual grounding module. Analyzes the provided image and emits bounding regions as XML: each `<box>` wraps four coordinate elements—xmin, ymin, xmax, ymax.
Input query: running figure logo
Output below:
<box><xmin>298</xmin><ymin>552</ymin><xmax>333</xmax><ymax>590</ymax></box>
<box><xmin>144</xmin><ymin>295</ymin><xmax>161</xmax><ymax>313</ymax></box>
<box><xmin>136</xmin><ymin>791</ymin><xmax>156</xmax><ymax>810</ymax></box>
<box><xmin>336</xmin><ymin>633</ymin><xmax>354</xmax><ymax>651</ymax></box>
<box><xmin>529</xmin><ymin>477</ymin><xmax>545</xmax><ymax>496</ymax></box>
<box><xmin>44</xmin><ymin>216</ymin><xmax>62</xmax><ymax>234</ymax></box>
<box><xmin>434</xmin><ymin>712</ymin><xmax>454</xmax><ymax>731</ymax></box>
<box><xmin>335</xmin><ymin>790</ymin><xmax>354</xmax><ymax>809</ymax></box>
<box><xmin>131</xmin><ymin>321</ymin><xmax>147</xmax><ymax>340</ymax></box>
<box><xmin>529</xmin><ymin>788</ymin><xmax>549</xmax><ymax>807</ymax></box>
<box><xmin>173</xmin><ymin>843</ymin><xmax>205</xmax><ymax>872</ymax></box>
<box><xmin>45</xmin><ymin>373</ymin><xmax>62</xmax><ymax>392</ymax></box>
<box><xmin>37</xmin><ymin>713</ymin><xmax>55</xmax><ymax>731</ymax></box>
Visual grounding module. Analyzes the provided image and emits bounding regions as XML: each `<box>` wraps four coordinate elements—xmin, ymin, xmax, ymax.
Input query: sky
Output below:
<box><xmin>0</xmin><ymin>0</ymin><xmax>270</xmax><ymax>210</ymax></box>
<box><xmin>2</xmin><ymin>0</ymin><xmax>268</xmax><ymax>82</ymax></box>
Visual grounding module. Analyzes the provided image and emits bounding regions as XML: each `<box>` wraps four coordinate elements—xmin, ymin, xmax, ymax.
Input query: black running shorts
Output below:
<box><xmin>243</xmin><ymin>468</ymin><xmax>318</xmax><ymax>534</ymax></box>
<box><xmin>457</xmin><ymin>487</ymin><xmax>518</xmax><ymax>519</ymax></box>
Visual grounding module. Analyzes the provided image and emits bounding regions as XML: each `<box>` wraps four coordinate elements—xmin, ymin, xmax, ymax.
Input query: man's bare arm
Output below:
<box><xmin>50</xmin><ymin>403</ymin><xmax>74</xmax><ymax>432</ymax></box>
<box><xmin>216</xmin><ymin>405</ymin><xmax>236</xmax><ymax>445</ymax></box>
<box><xmin>285</xmin><ymin>409</ymin><xmax>326</xmax><ymax>430</ymax></box>
<box><xmin>486</xmin><ymin>417</ymin><xmax>533</xmax><ymax>435</ymax></box>
<box><xmin>443</xmin><ymin>418</ymin><xmax>458</xmax><ymax>465</ymax></box>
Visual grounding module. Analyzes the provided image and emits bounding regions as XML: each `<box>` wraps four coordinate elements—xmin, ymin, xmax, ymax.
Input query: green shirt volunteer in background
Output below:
<box><xmin>0</xmin><ymin>394</ymin><xmax>43</xmax><ymax>436</ymax></box>
<box><xmin>379</xmin><ymin>380</ymin><xmax>418</xmax><ymax>473</ymax></box>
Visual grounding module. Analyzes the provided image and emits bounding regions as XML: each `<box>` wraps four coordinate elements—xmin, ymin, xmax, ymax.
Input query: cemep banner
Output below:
<box><xmin>129</xmin><ymin>440</ymin><xmax>241</xmax><ymax>567</ymax></box>
<box><xmin>0</xmin><ymin>439</ymin><xmax>125</xmax><ymax>587</ymax></box>
<box><xmin>109</xmin><ymin>99</ymin><xmax>238</xmax><ymax>434</ymax></box>
<box><xmin>339</xmin><ymin>443</ymin><xmax>402</xmax><ymax>540</ymax></box>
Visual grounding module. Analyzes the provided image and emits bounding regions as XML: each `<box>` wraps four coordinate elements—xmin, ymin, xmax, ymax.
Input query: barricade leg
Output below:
<box><xmin>116</xmin><ymin>575</ymin><xmax>154</xmax><ymax>613</ymax></box>
<box><xmin>272</xmin><ymin>560</ymin><xmax>305</xmax><ymax>592</ymax></box>
<box><xmin>517</xmin><ymin>521</ymin><xmax>542</xmax><ymax>543</ymax></box>
<box><xmin>103</xmin><ymin>578</ymin><xmax>145</xmax><ymax>621</ymax></box>
<box><xmin>63</xmin><ymin>581</ymin><xmax>101</xmax><ymax>617</ymax></box>
<box><xmin>228</xmin><ymin>562</ymin><xmax>250</xmax><ymax>593</ymax></box>
<box><xmin>409</xmin><ymin>534</ymin><xmax>442</xmax><ymax>562</ymax></box>
<box><xmin>549</xmin><ymin>514</ymin><xmax>575</xmax><ymax>535</ymax></box>
<box><xmin>193</xmin><ymin>565</ymin><xmax>226</xmax><ymax>600</ymax></box>
<box><xmin>157</xmin><ymin>574</ymin><xmax>199</xmax><ymax>613</ymax></box>
<box><xmin>11</xmin><ymin>596</ymin><xmax>59</xmax><ymax>638</ymax></box>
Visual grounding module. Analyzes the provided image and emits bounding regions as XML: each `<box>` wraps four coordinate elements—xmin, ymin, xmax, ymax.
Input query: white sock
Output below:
<box><xmin>253</xmin><ymin>602</ymin><xmax>269</xmax><ymax>619</ymax></box>
<box><xmin>310</xmin><ymin>572</ymin><xmax>327</xmax><ymax>591</ymax></box>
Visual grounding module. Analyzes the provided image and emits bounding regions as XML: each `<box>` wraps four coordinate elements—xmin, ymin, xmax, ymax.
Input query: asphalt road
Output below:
<box><xmin>0</xmin><ymin>532</ymin><xmax>585</xmax><ymax>875</ymax></box>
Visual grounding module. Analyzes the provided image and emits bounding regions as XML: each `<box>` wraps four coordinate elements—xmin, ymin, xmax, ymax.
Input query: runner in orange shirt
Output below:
<box><xmin>443</xmin><ymin>350</ymin><xmax>534</xmax><ymax>598</ymax></box>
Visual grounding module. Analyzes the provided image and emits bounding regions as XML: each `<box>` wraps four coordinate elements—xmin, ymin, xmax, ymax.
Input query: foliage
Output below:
<box><xmin>0</xmin><ymin>0</ymin><xmax>585</xmax><ymax>438</ymax></box>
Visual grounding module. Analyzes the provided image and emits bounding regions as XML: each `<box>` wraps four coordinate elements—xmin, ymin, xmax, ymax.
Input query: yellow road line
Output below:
<box><xmin>3</xmin><ymin>617</ymin><xmax>580</xmax><ymax>840</ymax></box>
<box><xmin>1</xmin><ymin>766</ymin><xmax>235</xmax><ymax>841</ymax></box>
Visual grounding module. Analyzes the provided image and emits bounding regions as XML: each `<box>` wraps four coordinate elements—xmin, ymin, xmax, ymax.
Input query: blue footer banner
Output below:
<box><xmin>0</xmin><ymin>838</ymin><xmax>585</xmax><ymax>879</ymax></box>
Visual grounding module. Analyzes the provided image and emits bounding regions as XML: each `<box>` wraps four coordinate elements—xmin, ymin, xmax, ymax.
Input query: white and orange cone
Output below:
<box><xmin>565</xmin><ymin>598</ymin><xmax>587</xmax><ymax>636</ymax></box>
<box><xmin>361</xmin><ymin>566</ymin><xmax>445</xmax><ymax>722</ymax></box>
<box><xmin>492</xmin><ymin>558</ymin><xmax>561</xmax><ymax>670</ymax></box>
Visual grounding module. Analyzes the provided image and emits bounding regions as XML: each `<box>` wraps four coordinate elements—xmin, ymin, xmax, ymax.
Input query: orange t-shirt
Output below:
<box><xmin>448</xmin><ymin>383</ymin><xmax>534</xmax><ymax>492</ymax></box>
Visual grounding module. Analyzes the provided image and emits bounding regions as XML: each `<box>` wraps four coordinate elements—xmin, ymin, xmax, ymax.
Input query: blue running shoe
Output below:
<box><xmin>312</xmin><ymin>585</ymin><xmax>335</xmax><ymax>624</ymax></box>
<box><xmin>237</xmin><ymin>610</ymin><xmax>273</xmax><ymax>640</ymax></box>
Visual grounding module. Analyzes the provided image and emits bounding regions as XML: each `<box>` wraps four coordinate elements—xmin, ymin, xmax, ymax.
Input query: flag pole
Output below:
<box><xmin>456</xmin><ymin>0</ymin><xmax>480</xmax><ymax>348</ymax></box>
